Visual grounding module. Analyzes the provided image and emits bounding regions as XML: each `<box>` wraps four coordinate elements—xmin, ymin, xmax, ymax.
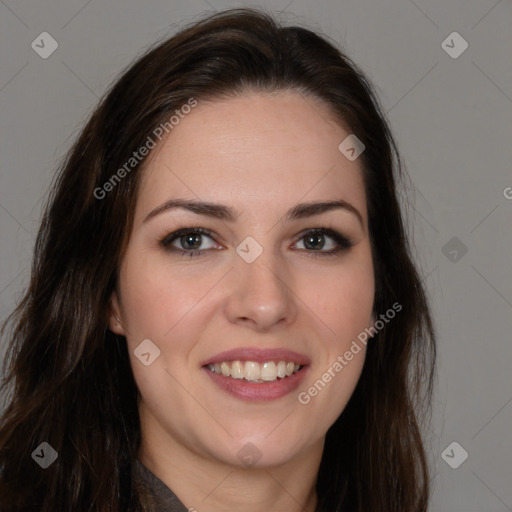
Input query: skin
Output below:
<box><xmin>109</xmin><ymin>90</ymin><xmax>375</xmax><ymax>512</ymax></box>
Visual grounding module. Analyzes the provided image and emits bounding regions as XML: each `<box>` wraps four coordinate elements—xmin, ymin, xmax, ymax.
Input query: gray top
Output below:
<box><xmin>135</xmin><ymin>459</ymin><xmax>189</xmax><ymax>512</ymax></box>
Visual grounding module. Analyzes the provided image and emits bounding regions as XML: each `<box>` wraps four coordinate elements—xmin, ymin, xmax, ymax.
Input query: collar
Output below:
<box><xmin>134</xmin><ymin>458</ymin><xmax>189</xmax><ymax>512</ymax></box>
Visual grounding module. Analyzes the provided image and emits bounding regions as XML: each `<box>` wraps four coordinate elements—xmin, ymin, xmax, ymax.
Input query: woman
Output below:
<box><xmin>0</xmin><ymin>8</ymin><xmax>436</xmax><ymax>512</ymax></box>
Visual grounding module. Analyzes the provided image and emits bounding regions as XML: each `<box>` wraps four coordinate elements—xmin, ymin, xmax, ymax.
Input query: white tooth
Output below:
<box><xmin>285</xmin><ymin>362</ymin><xmax>294</xmax><ymax>376</ymax></box>
<box><xmin>294</xmin><ymin>363</ymin><xmax>300</xmax><ymax>373</ymax></box>
<box><xmin>231</xmin><ymin>360</ymin><xmax>244</xmax><ymax>379</ymax></box>
<box><xmin>207</xmin><ymin>364</ymin><xmax>215</xmax><ymax>372</ymax></box>
<box><xmin>221</xmin><ymin>362</ymin><xmax>230</xmax><ymax>377</ymax></box>
<box><xmin>276</xmin><ymin>361</ymin><xmax>287</xmax><ymax>378</ymax></box>
<box><xmin>260</xmin><ymin>362</ymin><xmax>278</xmax><ymax>381</ymax></box>
<box><xmin>244</xmin><ymin>361</ymin><xmax>260</xmax><ymax>381</ymax></box>
<box><xmin>214</xmin><ymin>363</ymin><xmax>222</xmax><ymax>374</ymax></box>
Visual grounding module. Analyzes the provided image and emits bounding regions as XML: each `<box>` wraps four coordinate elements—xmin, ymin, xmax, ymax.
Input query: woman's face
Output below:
<box><xmin>110</xmin><ymin>90</ymin><xmax>375</xmax><ymax>468</ymax></box>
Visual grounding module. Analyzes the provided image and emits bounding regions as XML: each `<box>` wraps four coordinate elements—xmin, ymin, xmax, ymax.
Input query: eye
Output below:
<box><xmin>159</xmin><ymin>227</ymin><xmax>220</xmax><ymax>257</ymax></box>
<box><xmin>159</xmin><ymin>226</ymin><xmax>354</xmax><ymax>258</ymax></box>
<box><xmin>293</xmin><ymin>228</ymin><xmax>354</xmax><ymax>257</ymax></box>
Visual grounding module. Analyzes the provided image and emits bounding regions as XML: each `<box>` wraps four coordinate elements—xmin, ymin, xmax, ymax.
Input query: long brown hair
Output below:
<box><xmin>0</xmin><ymin>8</ymin><xmax>436</xmax><ymax>511</ymax></box>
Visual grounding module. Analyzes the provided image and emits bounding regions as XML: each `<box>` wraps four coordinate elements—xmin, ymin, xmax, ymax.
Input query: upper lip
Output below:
<box><xmin>200</xmin><ymin>347</ymin><xmax>311</xmax><ymax>367</ymax></box>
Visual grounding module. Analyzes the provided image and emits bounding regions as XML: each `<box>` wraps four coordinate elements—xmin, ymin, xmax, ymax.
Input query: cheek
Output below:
<box><xmin>299</xmin><ymin>255</ymin><xmax>375</xmax><ymax>342</ymax></box>
<box><xmin>300</xmin><ymin>252</ymin><xmax>373</xmax><ymax>427</ymax></box>
<box><xmin>118</xmin><ymin>253</ymin><xmax>219</xmax><ymax>341</ymax></box>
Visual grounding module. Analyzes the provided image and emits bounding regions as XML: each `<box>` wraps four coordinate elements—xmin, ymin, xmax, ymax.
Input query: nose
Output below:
<box><xmin>224</xmin><ymin>249</ymin><xmax>298</xmax><ymax>332</ymax></box>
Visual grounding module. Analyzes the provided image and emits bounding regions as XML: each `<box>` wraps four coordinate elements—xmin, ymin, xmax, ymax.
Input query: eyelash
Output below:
<box><xmin>159</xmin><ymin>226</ymin><xmax>354</xmax><ymax>258</ymax></box>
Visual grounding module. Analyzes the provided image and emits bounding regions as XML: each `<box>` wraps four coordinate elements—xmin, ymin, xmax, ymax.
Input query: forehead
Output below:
<box><xmin>136</xmin><ymin>90</ymin><xmax>367</xmax><ymax>225</ymax></box>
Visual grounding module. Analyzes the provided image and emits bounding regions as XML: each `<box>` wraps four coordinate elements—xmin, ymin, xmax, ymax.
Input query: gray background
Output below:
<box><xmin>1</xmin><ymin>0</ymin><xmax>511</xmax><ymax>510</ymax></box>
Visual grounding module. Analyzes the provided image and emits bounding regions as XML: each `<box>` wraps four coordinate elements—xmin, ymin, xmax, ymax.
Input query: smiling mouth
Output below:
<box><xmin>204</xmin><ymin>360</ymin><xmax>303</xmax><ymax>383</ymax></box>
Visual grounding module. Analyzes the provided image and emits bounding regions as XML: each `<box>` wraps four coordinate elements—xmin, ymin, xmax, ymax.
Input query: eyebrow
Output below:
<box><xmin>143</xmin><ymin>198</ymin><xmax>364</xmax><ymax>227</ymax></box>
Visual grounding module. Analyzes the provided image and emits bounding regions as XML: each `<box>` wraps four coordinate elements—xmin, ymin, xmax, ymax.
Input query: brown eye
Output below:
<box><xmin>160</xmin><ymin>228</ymin><xmax>219</xmax><ymax>256</ymax></box>
<box><xmin>303</xmin><ymin>233</ymin><xmax>327</xmax><ymax>250</ymax></box>
<box><xmin>179</xmin><ymin>232</ymin><xmax>203</xmax><ymax>250</ymax></box>
<box><xmin>294</xmin><ymin>228</ymin><xmax>354</xmax><ymax>256</ymax></box>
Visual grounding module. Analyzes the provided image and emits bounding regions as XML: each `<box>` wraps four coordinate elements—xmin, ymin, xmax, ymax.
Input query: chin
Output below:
<box><xmin>206</xmin><ymin>436</ymin><xmax>306</xmax><ymax>469</ymax></box>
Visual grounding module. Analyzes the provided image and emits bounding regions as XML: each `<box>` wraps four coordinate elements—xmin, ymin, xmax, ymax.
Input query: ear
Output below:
<box><xmin>108</xmin><ymin>291</ymin><xmax>125</xmax><ymax>335</ymax></box>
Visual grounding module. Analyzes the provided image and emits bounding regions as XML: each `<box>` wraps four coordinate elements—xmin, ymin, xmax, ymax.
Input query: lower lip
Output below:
<box><xmin>202</xmin><ymin>366</ymin><xmax>309</xmax><ymax>402</ymax></box>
